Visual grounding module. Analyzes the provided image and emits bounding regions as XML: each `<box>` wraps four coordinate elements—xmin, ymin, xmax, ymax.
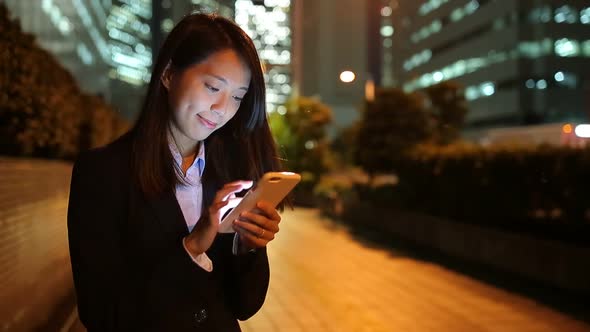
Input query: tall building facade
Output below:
<box><xmin>152</xmin><ymin>0</ymin><xmax>235</xmax><ymax>55</ymax></box>
<box><xmin>4</xmin><ymin>0</ymin><xmax>153</xmax><ymax>119</ymax></box>
<box><xmin>4</xmin><ymin>0</ymin><xmax>112</xmax><ymax>99</ymax></box>
<box><xmin>388</xmin><ymin>0</ymin><xmax>590</xmax><ymax>128</ymax></box>
<box><xmin>235</xmin><ymin>0</ymin><xmax>292</xmax><ymax>113</ymax></box>
<box><xmin>292</xmin><ymin>0</ymin><xmax>368</xmax><ymax>131</ymax></box>
<box><xmin>107</xmin><ymin>0</ymin><xmax>153</xmax><ymax>118</ymax></box>
<box><xmin>4</xmin><ymin>1</ymin><xmax>237</xmax><ymax>120</ymax></box>
<box><xmin>368</xmin><ymin>0</ymin><xmax>398</xmax><ymax>88</ymax></box>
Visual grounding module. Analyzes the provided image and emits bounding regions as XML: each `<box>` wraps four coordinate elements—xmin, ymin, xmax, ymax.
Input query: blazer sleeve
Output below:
<box><xmin>67</xmin><ymin>151</ymin><xmax>212</xmax><ymax>331</ymax></box>
<box><xmin>208</xmin><ymin>234</ymin><xmax>270</xmax><ymax>321</ymax></box>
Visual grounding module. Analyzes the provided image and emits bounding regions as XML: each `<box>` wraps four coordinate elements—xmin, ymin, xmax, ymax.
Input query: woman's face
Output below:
<box><xmin>164</xmin><ymin>49</ymin><xmax>251</xmax><ymax>153</ymax></box>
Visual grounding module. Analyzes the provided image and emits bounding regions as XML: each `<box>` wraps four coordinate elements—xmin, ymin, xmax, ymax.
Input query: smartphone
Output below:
<box><xmin>218</xmin><ymin>172</ymin><xmax>301</xmax><ymax>233</ymax></box>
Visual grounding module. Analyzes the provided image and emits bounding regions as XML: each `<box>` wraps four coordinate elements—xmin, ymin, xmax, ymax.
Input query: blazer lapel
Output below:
<box><xmin>147</xmin><ymin>189</ymin><xmax>190</xmax><ymax>239</ymax></box>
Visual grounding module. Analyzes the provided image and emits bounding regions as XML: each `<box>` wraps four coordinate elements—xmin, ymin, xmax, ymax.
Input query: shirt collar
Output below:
<box><xmin>167</xmin><ymin>132</ymin><xmax>206</xmax><ymax>177</ymax></box>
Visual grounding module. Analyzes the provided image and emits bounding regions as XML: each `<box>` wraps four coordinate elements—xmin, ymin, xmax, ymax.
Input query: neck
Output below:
<box><xmin>169</xmin><ymin>126</ymin><xmax>198</xmax><ymax>158</ymax></box>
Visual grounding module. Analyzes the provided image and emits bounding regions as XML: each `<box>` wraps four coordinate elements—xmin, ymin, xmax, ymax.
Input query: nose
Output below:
<box><xmin>210</xmin><ymin>96</ymin><xmax>228</xmax><ymax>117</ymax></box>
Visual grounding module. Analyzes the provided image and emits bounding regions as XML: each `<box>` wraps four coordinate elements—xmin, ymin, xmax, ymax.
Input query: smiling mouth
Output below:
<box><xmin>197</xmin><ymin>114</ymin><xmax>217</xmax><ymax>129</ymax></box>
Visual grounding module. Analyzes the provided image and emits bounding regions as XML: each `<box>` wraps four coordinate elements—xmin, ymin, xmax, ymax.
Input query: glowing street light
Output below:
<box><xmin>340</xmin><ymin>70</ymin><xmax>356</xmax><ymax>83</ymax></box>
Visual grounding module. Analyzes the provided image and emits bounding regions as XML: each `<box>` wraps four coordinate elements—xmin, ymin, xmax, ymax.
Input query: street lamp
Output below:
<box><xmin>340</xmin><ymin>70</ymin><xmax>356</xmax><ymax>83</ymax></box>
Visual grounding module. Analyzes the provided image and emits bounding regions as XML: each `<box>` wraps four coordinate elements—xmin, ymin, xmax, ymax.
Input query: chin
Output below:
<box><xmin>192</xmin><ymin>130</ymin><xmax>214</xmax><ymax>142</ymax></box>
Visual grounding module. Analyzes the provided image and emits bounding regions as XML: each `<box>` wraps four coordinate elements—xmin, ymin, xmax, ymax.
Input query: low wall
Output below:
<box><xmin>345</xmin><ymin>204</ymin><xmax>590</xmax><ymax>293</ymax></box>
<box><xmin>0</xmin><ymin>157</ymin><xmax>75</xmax><ymax>331</ymax></box>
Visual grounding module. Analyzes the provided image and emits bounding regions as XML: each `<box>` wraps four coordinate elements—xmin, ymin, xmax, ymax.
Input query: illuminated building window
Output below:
<box><xmin>77</xmin><ymin>43</ymin><xmax>95</xmax><ymax>65</ymax></box>
<box><xmin>554</xmin><ymin>71</ymin><xmax>578</xmax><ymax>88</ymax></box>
<box><xmin>525</xmin><ymin>79</ymin><xmax>535</xmax><ymax>89</ymax></box>
<box><xmin>42</xmin><ymin>0</ymin><xmax>73</xmax><ymax>35</ymax></box>
<box><xmin>402</xmin><ymin>35</ymin><xmax>590</xmax><ymax>93</ymax></box>
<box><xmin>464</xmin><ymin>0</ymin><xmax>480</xmax><ymax>15</ymax></box>
<box><xmin>161</xmin><ymin>18</ymin><xmax>174</xmax><ymax>33</ymax></box>
<box><xmin>555</xmin><ymin>38</ymin><xmax>580</xmax><ymax>57</ymax></box>
<box><xmin>411</xmin><ymin>0</ymin><xmax>486</xmax><ymax>43</ymax></box>
<box><xmin>581</xmin><ymin>8</ymin><xmax>590</xmax><ymax>24</ymax></box>
<box><xmin>235</xmin><ymin>0</ymin><xmax>291</xmax><ymax>112</ymax></box>
<box><xmin>529</xmin><ymin>5</ymin><xmax>552</xmax><ymax>23</ymax></box>
<box><xmin>464</xmin><ymin>81</ymin><xmax>495</xmax><ymax>101</ymax></box>
<box><xmin>380</xmin><ymin>25</ymin><xmax>394</xmax><ymax>37</ymax></box>
<box><xmin>554</xmin><ymin>5</ymin><xmax>578</xmax><ymax>24</ymax></box>
<box><xmin>519</xmin><ymin>40</ymin><xmax>552</xmax><ymax>58</ymax></box>
<box><xmin>403</xmin><ymin>49</ymin><xmax>432</xmax><ymax>71</ymax></box>
<box><xmin>450</xmin><ymin>7</ymin><xmax>465</xmax><ymax>22</ymax></box>
<box><xmin>381</xmin><ymin>6</ymin><xmax>392</xmax><ymax>17</ymax></box>
<box><xmin>106</xmin><ymin>0</ymin><xmax>153</xmax><ymax>86</ymax></box>
<box><xmin>418</xmin><ymin>0</ymin><xmax>450</xmax><ymax>16</ymax></box>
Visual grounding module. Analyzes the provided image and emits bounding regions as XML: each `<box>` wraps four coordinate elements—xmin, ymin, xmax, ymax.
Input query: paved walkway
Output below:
<box><xmin>239</xmin><ymin>208</ymin><xmax>590</xmax><ymax>332</ymax></box>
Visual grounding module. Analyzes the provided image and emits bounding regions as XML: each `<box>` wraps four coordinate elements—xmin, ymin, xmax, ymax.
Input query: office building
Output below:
<box><xmin>153</xmin><ymin>0</ymin><xmax>235</xmax><ymax>55</ymax></box>
<box><xmin>387</xmin><ymin>0</ymin><xmax>590</xmax><ymax>128</ymax></box>
<box><xmin>292</xmin><ymin>0</ymin><xmax>368</xmax><ymax>130</ymax></box>
<box><xmin>4</xmin><ymin>0</ymin><xmax>112</xmax><ymax>99</ymax></box>
<box><xmin>235</xmin><ymin>0</ymin><xmax>292</xmax><ymax>113</ymax></box>
<box><xmin>4</xmin><ymin>0</ymin><xmax>154</xmax><ymax>119</ymax></box>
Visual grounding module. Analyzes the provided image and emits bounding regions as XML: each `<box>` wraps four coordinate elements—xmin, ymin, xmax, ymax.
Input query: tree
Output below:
<box><xmin>355</xmin><ymin>87</ymin><xmax>433</xmax><ymax>174</ymax></box>
<box><xmin>269</xmin><ymin>97</ymin><xmax>333</xmax><ymax>204</ymax></box>
<box><xmin>425</xmin><ymin>81</ymin><xmax>468</xmax><ymax>145</ymax></box>
<box><xmin>0</xmin><ymin>4</ymin><xmax>128</xmax><ymax>159</ymax></box>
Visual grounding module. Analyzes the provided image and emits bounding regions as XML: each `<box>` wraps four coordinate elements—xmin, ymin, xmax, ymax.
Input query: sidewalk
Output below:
<box><xmin>239</xmin><ymin>208</ymin><xmax>590</xmax><ymax>332</ymax></box>
<box><xmin>68</xmin><ymin>208</ymin><xmax>589</xmax><ymax>332</ymax></box>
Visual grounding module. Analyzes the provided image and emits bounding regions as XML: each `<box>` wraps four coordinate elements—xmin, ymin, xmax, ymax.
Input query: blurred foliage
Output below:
<box><xmin>354</xmin><ymin>83</ymin><xmax>469</xmax><ymax>175</ymax></box>
<box><xmin>318</xmin><ymin>142</ymin><xmax>590</xmax><ymax>244</ymax></box>
<box><xmin>425</xmin><ymin>81</ymin><xmax>468</xmax><ymax>145</ymax></box>
<box><xmin>392</xmin><ymin>142</ymin><xmax>590</xmax><ymax>225</ymax></box>
<box><xmin>270</xmin><ymin>96</ymin><xmax>333</xmax><ymax>205</ymax></box>
<box><xmin>331</xmin><ymin>122</ymin><xmax>360</xmax><ymax>167</ymax></box>
<box><xmin>0</xmin><ymin>4</ymin><xmax>128</xmax><ymax>160</ymax></box>
<box><xmin>317</xmin><ymin>81</ymin><xmax>589</xmax><ymax>243</ymax></box>
<box><xmin>355</xmin><ymin>87</ymin><xmax>434</xmax><ymax>175</ymax></box>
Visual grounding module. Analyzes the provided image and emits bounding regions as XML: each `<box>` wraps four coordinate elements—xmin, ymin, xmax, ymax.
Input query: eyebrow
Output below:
<box><xmin>208</xmin><ymin>74</ymin><xmax>249</xmax><ymax>91</ymax></box>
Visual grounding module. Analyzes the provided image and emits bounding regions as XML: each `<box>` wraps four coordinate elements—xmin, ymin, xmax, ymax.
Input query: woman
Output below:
<box><xmin>67</xmin><ymin>13</ymin><xmax>283</xmax><ymax>331</ymax></box>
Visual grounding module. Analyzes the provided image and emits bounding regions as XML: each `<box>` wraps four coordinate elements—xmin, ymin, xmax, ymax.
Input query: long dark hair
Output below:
<box><xmin>131</xmin><ymin>13</ymin><xmax>281</xmax><ymax>204</ymax></box>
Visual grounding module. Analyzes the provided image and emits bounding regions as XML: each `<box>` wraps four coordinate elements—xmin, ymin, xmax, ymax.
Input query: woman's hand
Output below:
<box><xmin>184</xmin><ymin>180</ymin><xmax>253</xmax><ymax>256</ymax></box>
<box><xmin>232</xmin><ymin>201</ymin><xmax>281</xmax><ymax>252</ymax></box>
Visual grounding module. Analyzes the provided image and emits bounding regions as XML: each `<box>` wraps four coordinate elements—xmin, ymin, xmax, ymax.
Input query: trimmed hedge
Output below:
<box><xmin>391</xmin><ymin>143</ymin><xmax>590</xmax><ymax>226</ymax></box>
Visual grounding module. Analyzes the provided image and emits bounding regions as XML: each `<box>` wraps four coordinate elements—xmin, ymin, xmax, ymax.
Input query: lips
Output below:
<box><xmin>197</xmin><ymin>114</ymin><xmax>217</xmax><ymax>129</ymax></box>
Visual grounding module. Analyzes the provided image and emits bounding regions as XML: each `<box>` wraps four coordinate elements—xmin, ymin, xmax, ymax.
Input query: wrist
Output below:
<box><xmin>183</xmin><ymin>235</ymin><xmax>202</xmax><ymax>257</ymax></box>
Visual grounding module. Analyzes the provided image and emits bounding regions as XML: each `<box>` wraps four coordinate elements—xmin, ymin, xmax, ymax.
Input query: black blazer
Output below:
<box><xmin>67</xmin><ymin>132</ymin><xmax>270</xmax><ymax>332</ymax></box>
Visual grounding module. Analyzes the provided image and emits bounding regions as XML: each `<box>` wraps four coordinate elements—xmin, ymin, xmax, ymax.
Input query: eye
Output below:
<box><xmin>205</xmin><ymin>83</ymin><xmax>219</xmax><ymax>92</ymax></box>
<box><xmin>233</xmin><ymin>96</ymin><xmax>244</xmax><ymax>103</ymax></box>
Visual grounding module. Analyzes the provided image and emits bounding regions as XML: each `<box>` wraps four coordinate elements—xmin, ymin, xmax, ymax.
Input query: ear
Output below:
<box><xmin>161</xmin><ymin>61</ymin><xmax>173</xmax><ymax>90</ymax></box>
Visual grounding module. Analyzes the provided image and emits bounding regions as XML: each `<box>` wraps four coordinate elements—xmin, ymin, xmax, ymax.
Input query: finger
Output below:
<box><xmin>233</xmin><ymin>220</ymin><xmax>275</xmax><ymax>240</ymax></box>
<box><xmin>215</xmin><ymin>182</ymin><xmax>250</xmax><ymax>202</ymax></box>
<box><xmin>241</xmin><ymin>210</ymin><xmax>280</xmax><ymax>233</ymax></box>
<box><xmin>209</xmin><ymin>199</ymin><xmax>229</xmax><ymax>214</ymax></box>
<box><xmin>233</xmin><ymin>224</ymin><xmax>269</xmax><ymax>246</ymax></box>
<box><xmin>222</xmin><ymin>180</ymin><xmax>253</xmax><ymax>192</ymax></box>
<box><xmin>218</xmin><ymin>197</ymin><xmax>243</xmax><ymax>217</ymax></box>
<box><xmin>238</xmin><ymin>211</ymin><xmax>279</xmax><ymax>234</ymax></box>
<box><xmin>255</xmin><ymin>201</ymin><xmax>281</xmax><ymax>223</ymax></box>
